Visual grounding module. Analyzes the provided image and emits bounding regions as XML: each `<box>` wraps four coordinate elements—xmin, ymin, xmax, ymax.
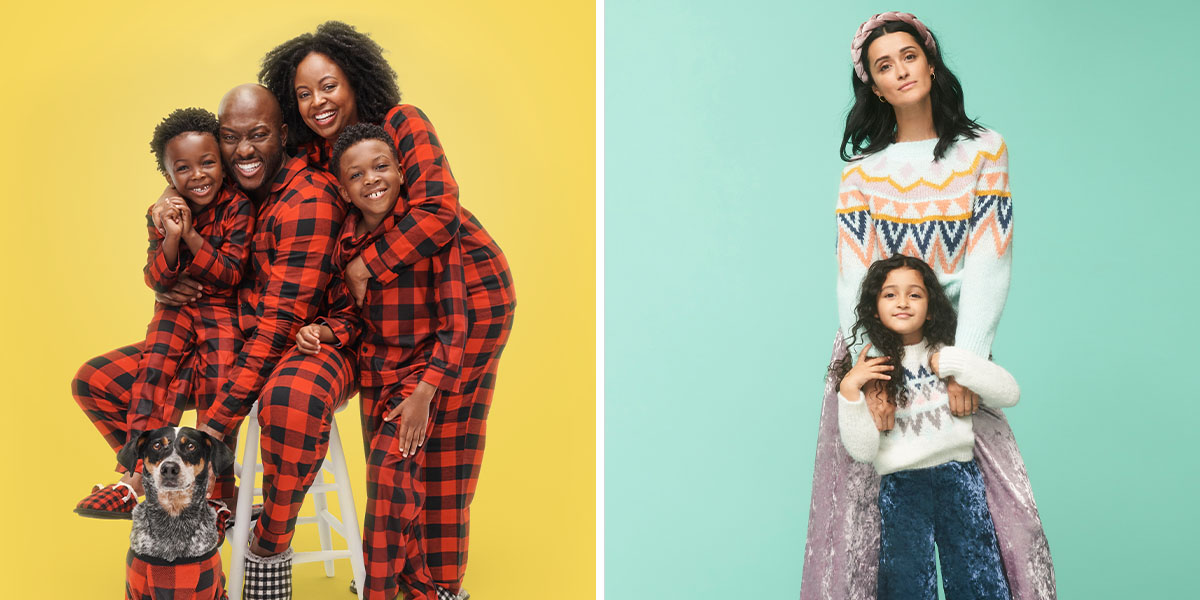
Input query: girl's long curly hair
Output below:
<box><xmin>259</xmin><ymin>20</ymin><xmax>401</xmax><ymax>151</ymax></box>
<box><xmin>830</xmin><ymin>255</ymin><xmax>957</xmax><ymax>407</ymax></box>
<box><xmin>840</xmin><ymin>20</ymin><xmax>982</xmax><ymax>162</ymax></box>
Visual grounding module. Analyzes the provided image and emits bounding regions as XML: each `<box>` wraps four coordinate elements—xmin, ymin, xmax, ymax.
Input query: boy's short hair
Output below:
<box><xmin>330</xmin><ymin>123</ymin><xmax>398</xmax><ymax>178</ymax></box>
<box><xmin>150</xmin><ymin>108</ymin><xmax>220</xmax><ymax>175</ymax></box>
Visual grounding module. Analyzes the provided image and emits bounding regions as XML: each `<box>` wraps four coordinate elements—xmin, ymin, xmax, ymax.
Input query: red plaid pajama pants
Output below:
<box><xmin>73</xmin><ymin>332</ymin><xmax>241</xmax><ymax>499</ymax></box>
<box><xmin>359</xmin><ymin>379</ymin><xmax>439</xmax><ymax>600</ymax></box>
<box><xmin>422</xmin><ymin>249</ymin><xmax>515</xmax><ymax>591</ymax></box>
<box><xmin>249</xmin><ymin>344</ymin><xmax>355</xmax><ymax>554</ymax></box>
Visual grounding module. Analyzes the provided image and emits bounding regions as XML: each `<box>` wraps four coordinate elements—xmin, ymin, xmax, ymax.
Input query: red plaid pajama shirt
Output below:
<box><xmin>125</xmin><ymin>547</ymin><xmax>227</xmax><ymax>600</ymax></box>
<box><xmin>320</xmin><ymin>207</ymin><xmax>468</xmax><ymax>600</ymax></box>
<box><xmin>200</xmin><ymin>155</ymin><xmax>353</xmax><ymax>554</ymax></box>
<box><xmin>303</xmin><ymin>104</ymin><xmax>515</xmax><ymax>591</ymax></box>
<box><xmin>126</xmin><ymin>183</ymin><xmax>253</xmax><ymax>498</ymax></box>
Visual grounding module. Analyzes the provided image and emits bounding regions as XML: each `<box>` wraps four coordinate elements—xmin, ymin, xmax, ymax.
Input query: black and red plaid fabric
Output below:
<box><xmin>126</xmin><ymin>183</ymin><xmax>254</xmax><ymax>499</ymax></box>
<box><xmin>202</xmin><ymin>156</ymin><xmax>346</xmax><ymax>440</ymax></box>
<box><xmin>358</xmin><ymin>379</ymin><xmax>439</xmax><ymax>600</ymax></box>
<box><xmin>143</xmin><ymin>182</ymin><xmax>255</xmax><ymax>295</ymax></box>
<box><xmin>303</xmin><ymin>104</ymin><xmax>516</xmax><ymax>590</ymax></box>
<box><xmin>251</xmin><ymin>344</ymin><xmax>355</xmax><ymax>554</ymax></box>
<box><xmin>74</xmin><ymin>482</ymin><xmax>138</xmax><ymax>518</ymax></box>
<box><xmin>125</xmin><ymin>547</ymin><xmax>227</xmax><ymax>600</ymax></box>
<box><xmin>329</xmin><ymin>210</ymin><xmax>468</xmax><ymax>390</ymax></box>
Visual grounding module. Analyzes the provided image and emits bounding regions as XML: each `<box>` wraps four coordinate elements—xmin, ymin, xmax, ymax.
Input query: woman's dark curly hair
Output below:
<box><xmin>840</xmin><ymin>20</ymin><xmax>983</xmax><ymax>162</ymax></box>
<box><xmin>149</xmin><ymin>107</ymin><xmax>220</xmax><ymax>175</ymax></box>
<box><xmin>330</xmin><ymin>123</ymin><xmax>398</xmax><ymax>179</ymax></box>
<box><xmin>259</xmin><ymin>20</ymin><xmax>400</xmax><ymax>150</ymax></box>
<box><xmin>830</xmin><ymin>255</ymin><xmax>957</xmax><ymax>407</ymax></box>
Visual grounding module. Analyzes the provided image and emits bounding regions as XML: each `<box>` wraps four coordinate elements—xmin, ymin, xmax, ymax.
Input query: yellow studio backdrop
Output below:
<box><xmin>0</xmin><ymin>2</ymin><xmax>595</xmax><ymax>599</ymax></box>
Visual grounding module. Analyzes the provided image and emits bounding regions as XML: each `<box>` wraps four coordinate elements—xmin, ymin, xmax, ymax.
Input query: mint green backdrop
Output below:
<box><xmin>604</xmin><ymin>1</ymin><xmax>1198</xmax><ymax>598</ymax></box>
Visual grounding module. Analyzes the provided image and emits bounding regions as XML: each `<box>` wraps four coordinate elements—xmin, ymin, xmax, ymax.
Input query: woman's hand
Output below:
<box><xmin>839</xmin><ymin>344</ymin><xmax>893</xmax><ymax>399</ymax></box>
<box><xmin>383</xmin><ymin>381</ymin><xmax>437</xmax><ymax>458</ymax></box>
<box><xmin>154</xmin><ymin>276</ymin><xmax>205</xmax><ymax>306</ymax></box>
<box><xmin>863</xmin><ymin>379</ymin><xmax>895</xmax><ymax>431</ymax></box>
<box><xmin>345</xmin><ymin>256</ymin><xmax>370</xmax><ymax>307</ymax></box>
<box><xmin>295</xmin><ymin>323</ymin><xmax>324</xmax><ymax>355</ymax></box>
<box><xmin>150</xmin><ymin>186</ymin><xmax>184</xmax><ymax>234</ymax></box>
<box><xmin>946</xmin><ymin>377</ymin><xmax>980</xmax><ymax>416</ymax></box>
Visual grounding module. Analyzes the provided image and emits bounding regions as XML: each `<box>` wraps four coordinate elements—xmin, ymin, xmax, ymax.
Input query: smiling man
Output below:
<box><xmin>73</xmin><ymin>84</ymin><xmax>353</xmax><ymax>600</ymax></box>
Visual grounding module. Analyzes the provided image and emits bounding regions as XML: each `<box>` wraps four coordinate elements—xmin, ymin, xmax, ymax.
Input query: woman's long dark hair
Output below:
<box><xmin>830</xmin><ymin>255</ymin><xmax>957</xmax><ymax>407</ymax></box>
<box><xmin>840</xmin><ymin>20</ymin><xmax>982</xmax><ymax>162</ymax></box>
<box><xmin>259</xmin><ymin>21</ymin><xmax>401</xmax><ymax>150</ymax></box>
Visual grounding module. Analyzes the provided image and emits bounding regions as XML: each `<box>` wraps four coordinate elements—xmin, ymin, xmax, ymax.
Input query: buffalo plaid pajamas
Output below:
<box><xmin>129</xmin><ymin>183</ymin><xmax>253</xmax><ymax>497</ymax></box>
<box><xmin>323</xmin><ymin>207</ymin><xmax>468</xmax><ymax>600</ymax></box>
<box><xmin>304</xmin><ymin>104</ymin><xmax>515</xmax><ymax>591</ymax></box>
<box><xmin>201</xmin><ymin>156</ymin><xmax>351</xmax><ymax>554</ymax></box>
<box><xmin>125</xmin><ymin>547</ymin><xmax>227</xmax><ymax>600</ymax></box>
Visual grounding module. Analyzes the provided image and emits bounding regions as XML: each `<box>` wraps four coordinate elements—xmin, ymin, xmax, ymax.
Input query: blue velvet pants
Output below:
<box><xmin>878</xmin><ymin>460</ymin><xmax>1011</xmax><ymax>600</ymax></box>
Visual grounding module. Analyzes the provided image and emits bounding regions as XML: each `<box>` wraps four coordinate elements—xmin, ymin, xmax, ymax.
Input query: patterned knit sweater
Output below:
<box><xmin>837</xmin><ymin>130</ymin><xmax>1013</xmax><ymax>359</ymax></box>
<box><xmin>838</xmin><ymin>343</ymin><xmax>1020</xmax><ymax>475</ymax></box>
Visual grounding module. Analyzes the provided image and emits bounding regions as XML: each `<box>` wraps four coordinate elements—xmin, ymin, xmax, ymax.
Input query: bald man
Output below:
<box><xmin>73</xmin><ymin>85</ymin><xmax>354</xmax><ymax>600</ymax></box>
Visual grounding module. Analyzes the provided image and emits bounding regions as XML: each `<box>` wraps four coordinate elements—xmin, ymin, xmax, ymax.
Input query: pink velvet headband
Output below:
<box><xmin>850</xmin><ymin>12</ymin><xmax>937</xmax><ymax>83</ymax></box>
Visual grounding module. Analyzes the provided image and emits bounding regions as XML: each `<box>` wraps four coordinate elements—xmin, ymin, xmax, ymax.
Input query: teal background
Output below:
<box><xmin>604</xmin><ymin>1</ymin><xmax>1198</xmax><ymax>598</ymax></box>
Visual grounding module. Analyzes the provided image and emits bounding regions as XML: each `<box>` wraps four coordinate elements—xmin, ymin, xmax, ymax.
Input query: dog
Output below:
<box><xmin>116</xmin><ymin>426</ymin><xmax>234</xmax><ymax>600</ymax></box>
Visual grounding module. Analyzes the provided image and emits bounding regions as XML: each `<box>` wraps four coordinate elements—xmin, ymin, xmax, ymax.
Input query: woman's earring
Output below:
<box><xmin>931</xmin><ymin>71</ymin><xmax>936</xmax><ymax>80</ymax></box>
<box><xmin>877</xmin><ymin>95</ymin><xmax>887</xmax><ymax>103</ymax></box>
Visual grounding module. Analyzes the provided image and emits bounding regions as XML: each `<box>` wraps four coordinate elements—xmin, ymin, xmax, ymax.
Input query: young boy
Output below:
<box><xmin>295</xmin><ymin>123</ymin><xmax>467</xmax><ymax>600</ymax></box>
<box><xmin>75</xmin><ymin>107</ymin><xmax>255</xmax><ymax>519</ymax></box>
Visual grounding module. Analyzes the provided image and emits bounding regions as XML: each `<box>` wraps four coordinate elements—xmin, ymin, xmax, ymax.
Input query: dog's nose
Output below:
<box><xmin>161</xmin><ymin>463</ymin><xmax>180</xmax><ymax>478</ymax></box>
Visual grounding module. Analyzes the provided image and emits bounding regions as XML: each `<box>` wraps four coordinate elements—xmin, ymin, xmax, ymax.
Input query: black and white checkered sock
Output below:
<box><xmin>436</xmin><ymin>586</ymin><xmax>470</xmax><ymax>600</ymax></box>
<box><xmin>242</xmin><ymin>547</ymin><xmax>293</xmax><ymax>600</ymax></box>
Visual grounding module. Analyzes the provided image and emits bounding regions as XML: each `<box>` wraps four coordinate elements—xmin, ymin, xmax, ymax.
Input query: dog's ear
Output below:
<box><xmin>205</xmin><ymin>434</ymin><xmax>235</xmax><ymax>475</ymax></box>
<box><xmin>116</xmin><ymin>430</ymin><xmax>151</xmax><ymax>473</ymax></box>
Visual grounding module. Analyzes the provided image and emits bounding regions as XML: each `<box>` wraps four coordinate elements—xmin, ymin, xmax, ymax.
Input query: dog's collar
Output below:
<box><xmin>127</xmin><ymin>545</ymin><xmax>219</xmax><ymax>566</ymax></box>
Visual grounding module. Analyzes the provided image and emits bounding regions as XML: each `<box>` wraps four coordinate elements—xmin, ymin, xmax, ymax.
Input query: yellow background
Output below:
<box><xmin>0</xmin><ymin>2</ymin><xmax>595</xmax><ymax>598</ymax></box>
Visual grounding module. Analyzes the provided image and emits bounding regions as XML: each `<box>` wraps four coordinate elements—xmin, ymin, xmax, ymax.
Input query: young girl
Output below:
<box><xmin>834</xmin><ymin>255</ymin><xmax>1016</xmax><ymax>600</ymax></box>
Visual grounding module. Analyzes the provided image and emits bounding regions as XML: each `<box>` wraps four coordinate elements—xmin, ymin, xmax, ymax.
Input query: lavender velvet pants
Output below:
<box><xmin>800</xmin><ymin>331</ymin><xmax>1056</xmax><ymax>600</ymax></box>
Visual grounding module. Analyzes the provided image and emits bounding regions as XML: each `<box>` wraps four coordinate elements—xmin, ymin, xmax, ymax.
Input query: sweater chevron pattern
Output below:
<box><xmin>836</xmin><ymin>129</ymin><xmax>1013</xmax><ymax>358</ymax></box>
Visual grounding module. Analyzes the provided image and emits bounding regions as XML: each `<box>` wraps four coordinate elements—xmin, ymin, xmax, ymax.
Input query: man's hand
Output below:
<box><xmin>154</xmin><ymin>276</ymin><xmax>205</xmax><ymax>307</ymax></box>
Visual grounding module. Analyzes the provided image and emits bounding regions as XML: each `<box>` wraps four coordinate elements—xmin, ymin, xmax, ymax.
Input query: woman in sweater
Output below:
<box><xmin>800</xmin><ymin>12</ymin><xmax>1055</xmax><ymax>600</ymax></box>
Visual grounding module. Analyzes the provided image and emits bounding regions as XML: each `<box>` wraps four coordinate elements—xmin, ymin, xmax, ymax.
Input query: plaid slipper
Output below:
<box><xmin>74</xmin><ymin>482</ymin><xmax>138</xmax><ymax>519</ymax></box>
<box><xmin>243</xmin><ymin>546</ymin><xmax>293</xmax><ymax>600</ymax></box>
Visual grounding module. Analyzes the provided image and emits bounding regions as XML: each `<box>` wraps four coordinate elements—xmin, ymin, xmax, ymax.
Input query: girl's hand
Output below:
<box><xmin>345</xmin><ymin>256</ymin><xmax>370</xmax><ymax>307</ymax></box>
<box><xmin>839</xmin><ymin>344</ymin><xmax>893</xmax><ymax>399</ymax></box>
<box><xmin>864</xmin><ymin>379</ymin><xmax>895</xmax><ymax>432</ymax></box>
<box><xmin>150</xmin><ymin>186</ymin><xmax>184</xmax><ymax>234</ymax></box>
<box><xmin>383</xmin><ymin>381</ymin><xmax>437</xmax><ymax>458</ymax></box>
<box><xmin>295</xmin><ymin>323</ymin><xmax>324</xmax><ymax>355</ymax></box>
<box><xmin>947</xmin><ymin>377</ymin><xmax>980</xmax><ymax>416</ymax></box>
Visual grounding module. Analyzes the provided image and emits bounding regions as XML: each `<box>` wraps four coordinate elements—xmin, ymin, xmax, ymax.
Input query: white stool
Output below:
<box><xmin>227</xmin><ymin>401</ymin><xmax>366</xmax><ymax>599</ymax></box>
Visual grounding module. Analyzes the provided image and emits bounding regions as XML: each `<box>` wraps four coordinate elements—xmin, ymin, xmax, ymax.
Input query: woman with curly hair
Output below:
<box><xmin>260</xmin><ymin>21</ymin><xmax>515</xmax><ymax>600</ymax></box>
<box><xmin>801</xmin><ymin>12</ymin><xmax>1055</xmax><ymax>600</ymax></box>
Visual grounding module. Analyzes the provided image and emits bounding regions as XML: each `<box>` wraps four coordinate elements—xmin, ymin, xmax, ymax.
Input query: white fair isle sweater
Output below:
<box><xmin>837</xmin><ymin>130</ymin><xmax>1013</xmax><ymax>360</ymax></box>
<box><xmin>838</xmin><ymin>342</ymin><xmax>1020</xmax><ymax>475</ymax></box>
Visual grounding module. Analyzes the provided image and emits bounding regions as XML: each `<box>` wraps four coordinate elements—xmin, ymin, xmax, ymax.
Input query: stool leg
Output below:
<box><xmin>313</xmin><ymin>465</ymin><xmax>336</xmax><ymax>576</ymax></box>
<box><xmin>228</xmin><ymin>403</ymin><xmax>260</xmax><ymax>597</ymax></box>
<box><xmin>328</xmin><ymin>418</ymin><xmax>366</xmax><ymax>600</ymax></box>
